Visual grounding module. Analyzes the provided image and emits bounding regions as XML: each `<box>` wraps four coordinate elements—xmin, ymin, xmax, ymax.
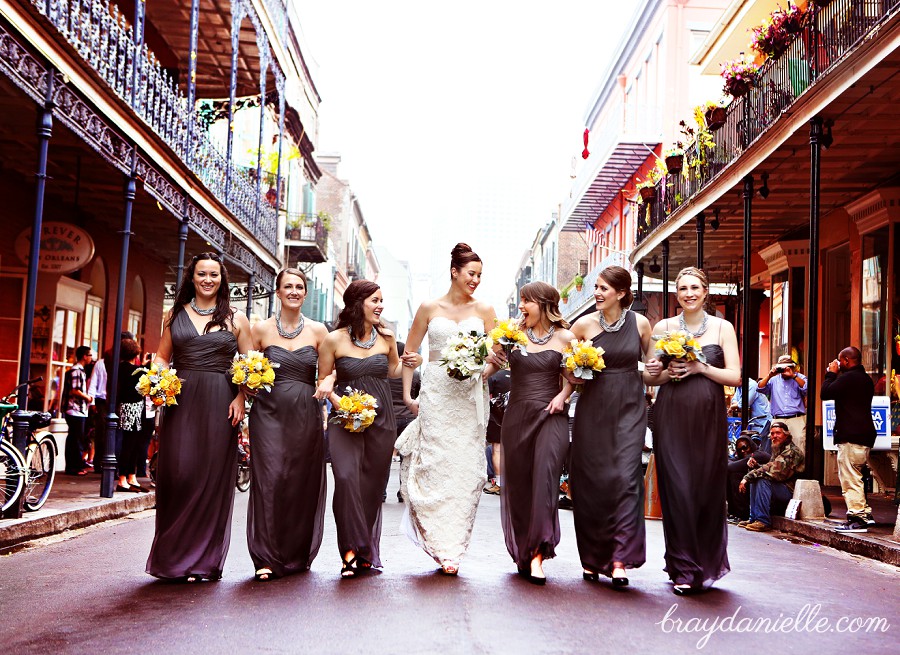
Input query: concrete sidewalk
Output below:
<box><xmin>773</xmin><ymin>486</ymin><xmax>900</xmax><ymax>566</ymax></box>
<box><xmin>0</xmin><ymin>472</ymin><xmax>156</xmax><ymax>550</ymax></box>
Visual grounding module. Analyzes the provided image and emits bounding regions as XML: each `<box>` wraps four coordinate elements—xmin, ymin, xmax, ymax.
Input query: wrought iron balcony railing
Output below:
<box><xmin>635</xmin><ymin>0</ymin><xmax>900</xmax><ymax>246</ymax></box>
<box><xmin>31</xmin><ymin>0</ymin><xmax>280</xmax><ymax>258</ymax></box>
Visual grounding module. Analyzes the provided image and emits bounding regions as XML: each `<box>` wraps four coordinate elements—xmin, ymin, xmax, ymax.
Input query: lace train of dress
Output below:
<box><xmin>396</xmin><ymin>317</ymin><xmax>489</xmax><ymax>568</ymax></box>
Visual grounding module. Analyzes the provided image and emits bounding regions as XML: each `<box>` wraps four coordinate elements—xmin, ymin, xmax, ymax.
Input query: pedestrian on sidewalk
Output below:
<box><xmin>63</xmin><ymin>346</ymin><xmax>94</xmax><ymax>476</ymax></box>
<box><xmin>484</xmin><ymin>367</ymin><xmax>510</xmax><ymax>496</ymax></box>
<box><xmin>115</xmin><ymin>338</ymin><xmax>149</xmax><ymax>493</ymax></box>
<box><xmin>821</xmin><ymin>346</ymin><xmax>876</xmax><ymax>533</ymax></box>
<box><xmin>738</xmin><ymin>422</ymin><xmax>803</xmax><ymax>532</ymax></box>
<box><xmin>759</xmin><ymin>355</ymin><xmax>808</xmax><ymax>456</ymax></box>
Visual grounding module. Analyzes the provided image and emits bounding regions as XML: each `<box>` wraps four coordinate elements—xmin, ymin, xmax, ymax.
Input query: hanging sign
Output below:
<box><xmin>15</xmin><ymin>222</ymin><xmax>95</xmax><ymax>274</ymax></box>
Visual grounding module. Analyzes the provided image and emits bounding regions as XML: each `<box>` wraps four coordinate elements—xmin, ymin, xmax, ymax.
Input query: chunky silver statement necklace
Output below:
<box><xmin>598</xmin><ymin>308</ymin><xmax>628</xmax><ymax>333</ymax></box>
<box><xmin>190</xmin><ymin>298</ymin><xmax>215</xmax><ymax>316</ymax></box>
<box><xmin>679</xmin><ymin>310</ymin><xmax>709</xmax><ymax>337</ymax></box>
<box><xmin>349</xmin><ymin>326</ymin><xmax>378</xmax><ymax>349</ymax></box>
<box><xmin>526</xmin><ymin>325</ymin><xmax>554</xmax><ymax>345</ymax></box>
<box><xmin>276</xmin><ymin>312</ymin><xmax>304</xmax><ymax>339</ymax></box>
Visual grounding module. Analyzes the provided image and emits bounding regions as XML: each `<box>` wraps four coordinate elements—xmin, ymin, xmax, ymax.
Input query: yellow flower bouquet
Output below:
<box><xmin>134</xmin><ymin>363</ymin><xmax>183</xmax><ymax>407</ymax></box>
<box><xmin>652</xmin><ymin>330</ymin><xmax>707</xmax><ymax>364</ymax></box>
<box><xmin>330</xmin><ymin>386</ymin><xmax>379</xmax><ymax>433</ymax></box>
<box><xmin>489</xmin><ymin>318</ymin><xmax>528</xmax><ymax>362</ymax></box>
<box><xmin>561</xmin><ymin>339</ymin><xmax>606</xmax><ymax>380</ymax></box>
<box><xmin>230</xmin><ymin>350</ymin><xmax>279</xmax><ymax>392</ymax></box>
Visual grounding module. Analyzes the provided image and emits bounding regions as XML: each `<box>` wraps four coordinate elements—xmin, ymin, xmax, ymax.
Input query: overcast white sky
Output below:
<box><xmin>294</xmin><ymin>0</ymin><xmax>641</xmax><ymax>312</ymax></box>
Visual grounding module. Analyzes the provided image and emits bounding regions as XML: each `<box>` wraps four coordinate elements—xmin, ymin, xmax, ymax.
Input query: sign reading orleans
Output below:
<box><xmin>15</xmin><ymin>222</ymin><xmax>95</xmax><ymax>274</ymax></box>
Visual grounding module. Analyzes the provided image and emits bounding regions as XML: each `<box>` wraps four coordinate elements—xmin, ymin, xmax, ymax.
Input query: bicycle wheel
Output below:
<box><xmin>24</xmin><ymin>433</ymin><xmax>56</xmax><ymax>511</ymax></box>
<box><xmin>0</xmin><ymin>440</ymin><xmax>27</xmax><ymax>513</ymax></box>
<box><xmin>236</xmin><ymin>460</ymin><xmax>251</xmax><ymax>492</ymax></box>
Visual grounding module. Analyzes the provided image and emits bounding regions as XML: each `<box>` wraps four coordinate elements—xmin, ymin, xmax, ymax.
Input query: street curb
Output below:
<box><xmin>773</xmin><ymin>516</ymin><xmax>900</xmax><ymax>566</ymax></box>
<box><xmin>0</xmin><ymin>492</ymin><xmax>155</xmax><ymax>550</ymax></box>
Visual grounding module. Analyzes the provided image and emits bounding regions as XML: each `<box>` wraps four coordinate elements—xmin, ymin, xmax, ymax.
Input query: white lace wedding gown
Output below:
<box><xmin>395</xmin><ymin>316</ymin><xmax>489</xmax><ymax>568</ymax></box>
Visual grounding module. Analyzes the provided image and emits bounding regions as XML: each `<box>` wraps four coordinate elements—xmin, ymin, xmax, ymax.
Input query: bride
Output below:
<box><xmin>396</xmin><ymin>243</ymin><xmax>502</xmax><ymax>575</ymax></box>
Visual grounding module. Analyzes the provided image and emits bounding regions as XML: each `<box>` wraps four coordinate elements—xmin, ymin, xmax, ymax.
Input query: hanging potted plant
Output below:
<box><xmin>561</xmin><ymin>288</ymin><xmax>569</xmax><ymax>304</ymax></box>
<box><xmin>751</xmin><ymin>13</ymin><xmax>791</xmax><ymax>59</ymax></box>
<box><xmin>721</xmin><ymin>57</ymin><xmax>760</xmax><ymax>98</ymax></box>
<box><xmin>286</xmin><ymin>214</ymin><xmax>303</xmax><ymax>240</ymax></box>
<box><xmin>702</xmin><ymin>101</ymin><xmax>727</xmax><ymax>131</ymax></box>
<box><xmin>779</xmin><ymin>3</ymin><xmax>806</xmax><ymax>34</ymax></box>
<box><xmin>664</xmin><ymin>146</ymin><xmax>685</xmax><ymax>175</ymax></box>
<box><xmin>574</xmin><ymin>275</ymin><xmax>584</xmax><ymax>292</ymax></box>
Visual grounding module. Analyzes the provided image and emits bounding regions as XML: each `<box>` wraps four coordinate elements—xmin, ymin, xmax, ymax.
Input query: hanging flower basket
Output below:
<box><xmin>639</xmin><ymin>186</ymin><xmax>657</xmax><ymax>203</ymax></box>
<box><xmin>665</xmin><ymin>154</ymin><xmax>684</xmax><ymax>174</ymax></box>
<box><xmin>722</xmin><ymin>58</ymin><xmax>760</xmax><ymax>99</ymax></box>
<box><xmin>705</xmin><ymin>106</ymin><xmax>727</xmax><ymax>131</ymax></box>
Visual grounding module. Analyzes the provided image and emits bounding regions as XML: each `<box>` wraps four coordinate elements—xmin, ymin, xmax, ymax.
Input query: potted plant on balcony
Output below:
<box><xmin>286</xmin><ymin>215</ymin><xmax>303</xmax><ymax>240</ymax></box>
<box><xmin>574</xmin><ymin>275</ymin><xmax>584</xmax><ymax>292</ymax></box>
<box><xmin>560</xmin><ymin>288</ymin><xmax>569</xmax><ymax>304</ymax></box>
<box><xmin>663</xmin><ymin>146</ymin><xmax>685</xmax><ymax>175</ymax></box>
<box><xmin>701</xmin><ymin>100</ymin><xmax>727</xmax><ymax>131</ymax></box>
<box><xmin>778</xmin><ymin>3</ymin><xmax>807</xmax><ymax>34</ymax></box>
<box><xmin>721</xmin><ymin>57</ymin><xmax>760</xmax><ymax>98</ymax></box>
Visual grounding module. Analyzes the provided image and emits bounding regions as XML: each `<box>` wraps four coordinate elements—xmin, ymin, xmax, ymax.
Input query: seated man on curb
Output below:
<box><xmin>727</xmin><ymin>433</ymin><xmax>771</xmax><ymax>522</ymax></box>
<box><xmin>738</xmin><ymin>421</ymin><xmax>804</xmax><ymax>532</ymax></box>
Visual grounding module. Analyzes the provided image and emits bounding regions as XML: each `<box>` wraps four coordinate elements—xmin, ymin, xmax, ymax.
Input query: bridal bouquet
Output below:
<box><xmin>439</xmin><ymin>330</ymin><xmax>494</xmax><ymax>380</ymax></box>
<box><xmin>561</xmin><ymin>339</ymin><xmax>606</xmax><ymax>381</ymax></box>
<box><xmin>653</xmin><ymin>330</ymin><xmax>707</xmax><ymax>364</ymax></box>
<box><xmin>330</xmin><ymin>386</ymin><xmax>378</xmax><ymax>433</ymax></box>
<box><xmin>489</xmin><ymin>318</ymin><xmax>528</xmax><ymax>359</ymax></box>
<box><xmin>230</xmin><ymin>350</ymin><xmax>279</xmax><ymax>392</ymax></box>
<box><xmin>134</xmin><ymin>363</ymin><xmax>183</xmax><ymax>407</ymax></box>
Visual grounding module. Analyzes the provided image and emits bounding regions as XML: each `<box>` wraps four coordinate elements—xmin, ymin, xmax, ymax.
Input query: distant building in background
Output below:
<box><xmin>375</xmin><ymin>246</ymin><xmax>415</xmax><ymax>342</ymax></box>
<box><xmin>317</xmin><ymin>154</ymin><xmax>380</xmax><ymax>321</ymax></box>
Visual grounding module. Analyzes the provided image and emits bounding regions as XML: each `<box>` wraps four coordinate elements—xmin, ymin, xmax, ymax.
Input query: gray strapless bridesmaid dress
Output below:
<box><xmin>247</xmin><ymin>345</ymin><xmax>326</xmax><ymax>576</ymax></box>
<box><xmin>146</xmin><ymin>310</ymin><xmax>239</xmax><ymax>580</ymax></box>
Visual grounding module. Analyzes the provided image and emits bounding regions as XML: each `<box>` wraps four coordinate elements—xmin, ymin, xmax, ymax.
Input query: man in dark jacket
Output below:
<box><xmin>820</xmin><ymin>346</ymin><xmax>876</xmax><ymax>533</ymax></box>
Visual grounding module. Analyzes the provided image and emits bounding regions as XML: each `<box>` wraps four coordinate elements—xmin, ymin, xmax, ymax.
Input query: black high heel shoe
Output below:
<box><xmin>673</xmin><ymin>584</ymin><xmax>703</xmax><ymax>596</ymax></box>
<box><xmin>340</xmin><ymin>556</ymin><xmax>360</xmax><ymax>580</ymax></box>
<box><xmin>518</xmin><ymin>567</ymin><xmax>546</xmax><ymax>586</ymax></box>
<box><xmin>582</xmin><ymin>570</ymin><xmax>599</xmax><ymax>582</ymax></box>
<box><xmin>612</xmin><ymin>567</ymin><xmax>629</xmax><ymax>587</ymax></box>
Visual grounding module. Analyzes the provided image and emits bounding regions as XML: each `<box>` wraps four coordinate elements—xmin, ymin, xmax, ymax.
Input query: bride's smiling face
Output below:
<box><xmin>452</xmin><ymin>262</ymin><xmax>483</xmax><ymax>296</ymax></box>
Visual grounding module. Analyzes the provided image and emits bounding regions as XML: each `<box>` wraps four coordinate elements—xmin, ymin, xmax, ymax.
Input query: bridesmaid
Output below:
<box><xmin>247</xmin><ymin>268</ymin><xmax>330</xmax><ymax>581</ymax></box>
<box><xmin>645</xmin><ymin>267</ymin><xmax>741</xmax><ymax>595</ymax></box>
<box><xmin>146</xmin><ymin>253</ymin><xmax>252</xmax><ymax>581</ymax></box>
<box><xmin>316</xmin><ymin>280</ymin><xmax>407</xmax><ymax>579</ymax></box>
<box><xmin>569</xmin><ymin>265</ymin><xmax>652</xmax><ymax>587</ymax></box>
<box><xmin>501</xmin><ymin>282</ymin><xmax>575</xmax><ymax>585</ymax></box>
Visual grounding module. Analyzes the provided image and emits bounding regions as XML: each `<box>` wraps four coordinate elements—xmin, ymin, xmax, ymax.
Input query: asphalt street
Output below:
<box><xmin>0</xmin><ymin>466</ymin><xmax>896</xmax><ymax>655</ymax></box>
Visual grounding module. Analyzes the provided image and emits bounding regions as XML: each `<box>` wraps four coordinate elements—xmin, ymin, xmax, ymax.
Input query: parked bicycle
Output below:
<box><xmin>0</xmin><ymin>377</ymin><xmax>57</xmax><ymax>513</ymax></box>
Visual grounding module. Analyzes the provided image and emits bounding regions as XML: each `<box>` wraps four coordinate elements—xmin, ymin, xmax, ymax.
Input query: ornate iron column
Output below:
<box><xmin>102</xmin><ymin>154</ymin><xmax>138</xmax><ymax>498</ymax></box>
<box><xmin>661</xmin><ymin>239</ymin><xmax>670</xmax><ymax>318</ymax></box>
<box><xmin>131</xmin><ymin>0</ymin><xmax>146</xmax><ymax>107</ymax></box>
<box><xmin>225</xmin><ymin>5</ymin><xmax>242</xmax><ymax>202</ymax></box>
<box><xmin>184</xmin><ymin>0</ymin><xmax>200</xmax><ymax>166</ymax></box>
<box><xmin>176</xmin><ymin>200</ymin><xmax>189</xmax><ymax>289</ymax></box>
<box><xmin>245</xmin><ymin>273</ymin><xmax>256</xmax><ymax>318</ymax></box>
<box><xmin>696</xmin><ymin>212</ymin><xmax>705</xmax><ymax>269</ymax></box>
<box><xmin>741</xmin><ymin>175</ymin><xmax>754</xmax><ymax>428</ymax></box>
<box><xmin>6</xmin><ymin>72</ymin><xmax>55</xmax><ymax>519</ymax></box>
<box><xmin>636</xmin><ymin>262</ymin><xmax>644</xmax><ymax>302</ymax></box>
<box><xmin>274</xmin><ymin>79</ymin><xmax>286</xmax><ymax>217</ymax></box>
<box><xmin>805</xmin><ymin>117</ymin><xmax>823</xmax><ymax>479</ymax></box>
<box><xmin>255</xmin><ymin>65</ymin><xmax>268</xmax><ymax>223</ymax></box>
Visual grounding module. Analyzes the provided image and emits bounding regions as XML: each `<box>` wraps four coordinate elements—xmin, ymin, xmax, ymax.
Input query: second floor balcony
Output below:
<box><xmin>22</xmin><ymin>0</ymin><xmax>295</xmax><ymax>260</ymax></box>
<box><xmin>634</xmin><ymin>0</ymin><xmax>900</xmax><ymax>252</ymax></box>
<box><xmin>285</xmin><ymin>212</ymin><xmax>328</xmax><ymax>264</ymax></box>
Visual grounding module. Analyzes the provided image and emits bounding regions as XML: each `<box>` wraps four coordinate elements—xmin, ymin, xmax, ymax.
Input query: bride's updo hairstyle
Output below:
<box><xmin>599</xmin><ymin>265</ymin><xmax>634</xmax><ymax>309</ymax></box>
<box><xmin>520</xmin><ymin>281</ymin><xmax>569</xmax><ymax>329</ymax></box>
<box><xmin>450</xmin><ymin>242</ymin><xmax>481</xmax><ymax>278</ymax></box>
<box><xmin>337</xmin><ymin>279</ymin><xmax>388</xmax><ymax>341</ymax></box>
